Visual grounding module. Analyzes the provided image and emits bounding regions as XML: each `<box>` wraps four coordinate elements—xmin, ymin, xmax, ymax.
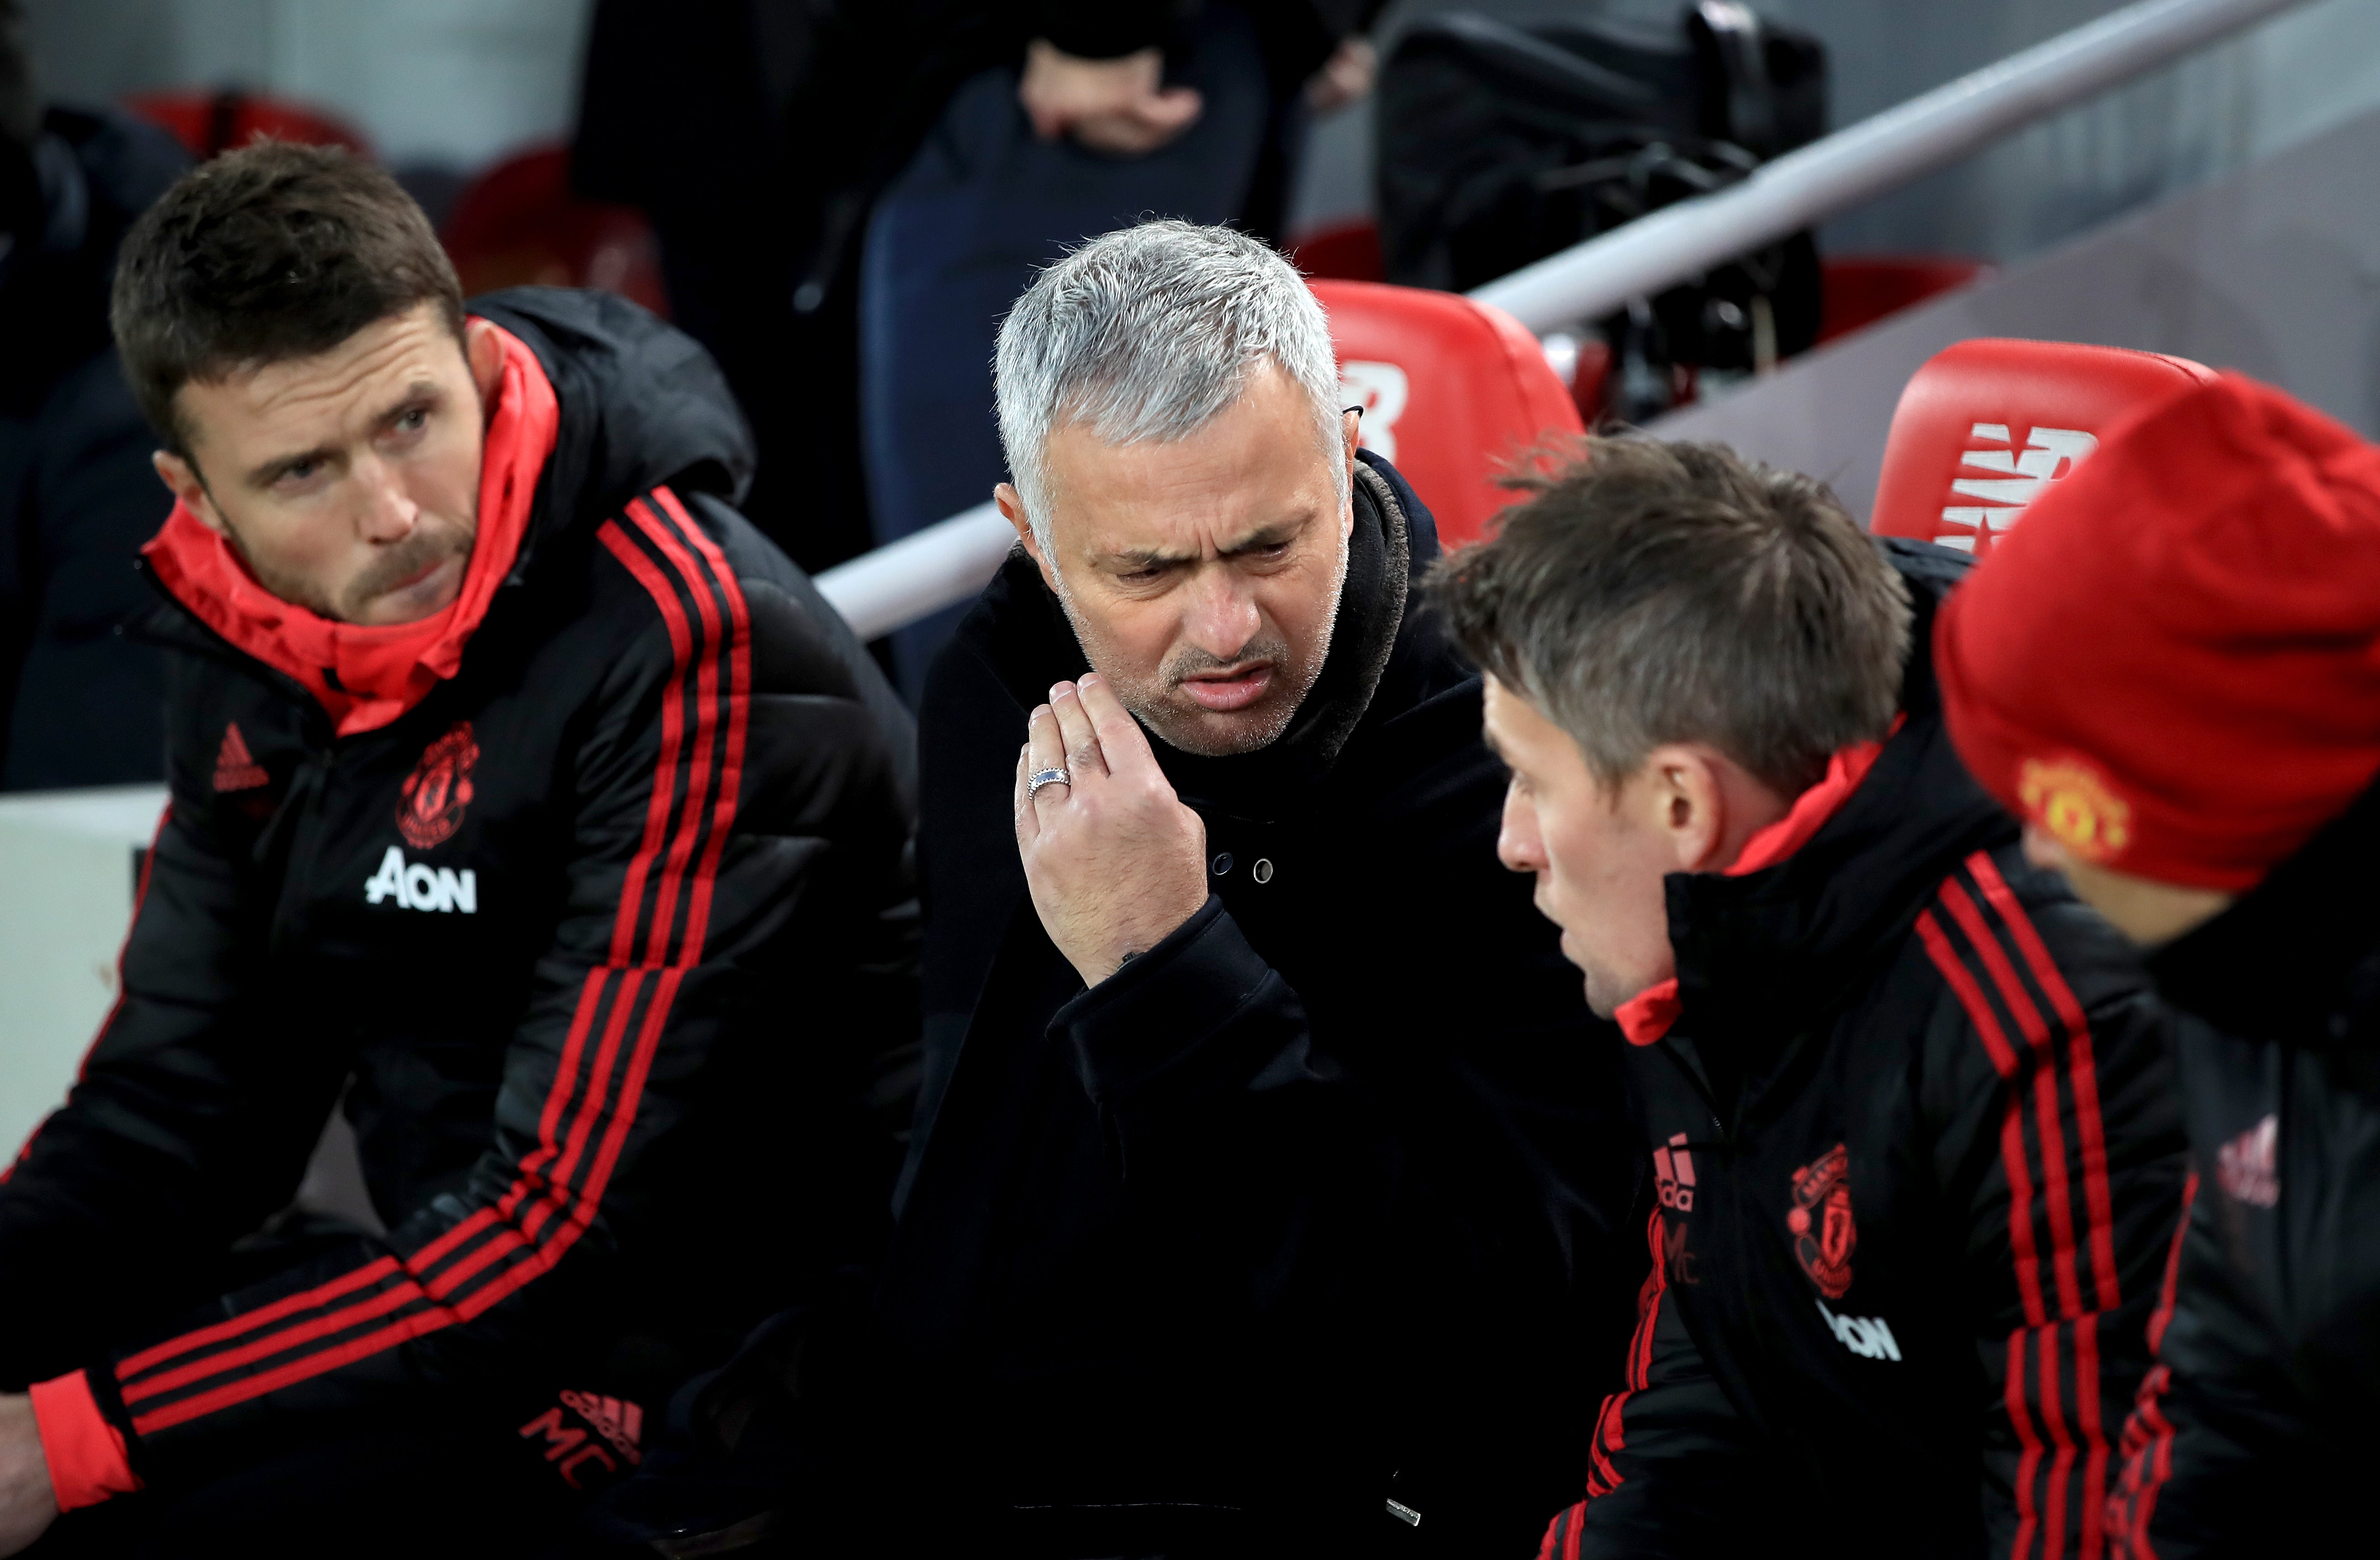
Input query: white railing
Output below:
<box><xmin>814</xmin><ymin>0</ymin><xmax>2314</xmax><ymax>640</ymax></box>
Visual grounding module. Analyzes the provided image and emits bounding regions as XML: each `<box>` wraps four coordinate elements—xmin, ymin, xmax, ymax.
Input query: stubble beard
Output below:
<box><xmin>1052</xmin><ymin>539</ymin><xmax>1349</xmax><ymax>759</ymax></box>
<box><xmin>225</xmin><ymin>513</ymin><xmax>476</xmax><ymax>624</ymax></box>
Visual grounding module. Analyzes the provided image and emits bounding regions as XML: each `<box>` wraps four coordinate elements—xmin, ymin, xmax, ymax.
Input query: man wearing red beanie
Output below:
<box><xmin>1937</xmin><ymin>369</ymin><xmax>2380</xmax><ymax>1557</ymax></box>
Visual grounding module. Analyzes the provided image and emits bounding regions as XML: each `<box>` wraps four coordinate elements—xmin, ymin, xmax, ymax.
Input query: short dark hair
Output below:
<box><xmin>110</xmin><ymin>140</ymin><xmax>464</xmax><ymax>454</ymax></box>
<box><xmin>1429</xmin><ymin>435</ymin><xmax>1912</xmax><ymax>798</ymax></box>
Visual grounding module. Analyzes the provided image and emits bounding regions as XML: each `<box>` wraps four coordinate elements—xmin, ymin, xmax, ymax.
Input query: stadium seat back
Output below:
<box><xmin>441</xmin><ymin>145</ymin><xmax>668</xmax><ymax>318</ymax></box>
<box><xmin>1311</xmin><ymin>279</ymin><xmax>1584</xmax><ymax>551</ymax></box>
<box><xmin>1872</xmin><ymin>337</ymin><xmax>2217</xmax><ymax>555</ymax></box>
<box><xmin>124</xmin><ymin>89</ymin><xmax>371</xmax><ymax>160</ymax></box>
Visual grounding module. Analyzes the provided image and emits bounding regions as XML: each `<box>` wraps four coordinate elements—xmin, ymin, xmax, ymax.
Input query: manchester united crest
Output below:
<box><xmin>398</xmin><ymin>722</ymin><xmax>479</xmax><ymax>849</ymax></box>
<box><xmin>1788</xmin><ymin>1143</ymin><xmax>1857</xmax><ymax>1299</ymax></box>
<box><xmin>2016</xmin><ymin>755</ymin><xmax>2132</xmax><ymax>864</ymax></box>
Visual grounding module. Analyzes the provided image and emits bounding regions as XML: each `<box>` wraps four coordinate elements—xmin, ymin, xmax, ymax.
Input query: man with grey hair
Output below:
<box><xmin>872</xmin><ymin>220</ymin><xmax>1642</xmax><ymax>1554</ymax></box>
<box><xmin>1431</xmin><ymin>435</ymin><xmax>2185</xmax><ymax>1558</ymax></box>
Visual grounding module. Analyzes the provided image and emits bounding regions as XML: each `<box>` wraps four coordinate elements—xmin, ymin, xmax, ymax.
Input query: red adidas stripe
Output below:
<box><xmin>1921</xmin><ymin>905</ymin><xmax>2050</xmax><ymax>1557</ymax></box>
<box><xmin>1941</xmin><ymin>879</ymin><xmax>2086</xmax><ymax>1322</ymax></box>
<box><xmin>1970</xmin><ymin>853</ymin><xmax>2123</xmax><ymax>1313</ymax></box>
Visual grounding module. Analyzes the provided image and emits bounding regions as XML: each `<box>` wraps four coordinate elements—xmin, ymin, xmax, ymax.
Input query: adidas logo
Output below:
<box><xmin>364</xmin><ymin>845</ymin><xmax>478</xmax><ymax>914</ymax></box>
<box><xmin>560</xmin><ymin>1390</ymin><xmax>644</xmax><ymax>1466</ymax></box>
<box><xmin>1935</xmin><ymin>423</ymin><xmax>2098</xmax><ymax>553</ymax></box>
<box><xmin>2216</xmin><ymin>1113</ymin><xmax>2279</xmax><ymax>1209</ymax></box>
<box><xmin>213</xmin><ymin>722</ymin><xmax>269</xmax><ymax>792</ymax></box>
<box><xmin>1653</xmin><ymin>1131</ymin><xmax>1697</xmax><ymax>1212</ymax></box>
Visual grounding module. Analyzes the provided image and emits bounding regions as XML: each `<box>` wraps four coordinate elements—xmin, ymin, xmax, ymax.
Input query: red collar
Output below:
<box><xmin>1614</xmin><ymin>722</ymin><xmax>1901</xmax><ymax>1048</ymax></box>
<box><xmin>143</xmin><ymin>321</ymin><xmax>560</xmax><ymax>737</ymax></box>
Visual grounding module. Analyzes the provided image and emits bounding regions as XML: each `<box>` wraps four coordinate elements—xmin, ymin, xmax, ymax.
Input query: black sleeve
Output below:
<box><xmin>1537</xmin><ymin>1212</ymin><xmax>1765</xmax><ymax>1558</ymax></box>
<box><xmin>49</xmin><ymin>491</ymin><xmax>912</xmax><ymax>1483</ymax></box>
<box><xmin>2110</xmin><ymin>1167</ymin><xmax>2331</xmax><ymax>1557</ymax></box>
<box><xmin>0</xmin><ymin>784</ymin><xmax>339</xmax><ymax>1390</ymax></box>
<box><xmin>1911</xmin><ymin>849</ymin><xmax>2188</xmax><ymax>1560</ymax></box>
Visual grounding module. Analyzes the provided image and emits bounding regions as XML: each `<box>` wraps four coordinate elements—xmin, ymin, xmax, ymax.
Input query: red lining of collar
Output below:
<box><xmin>1615</xmin><ymin>719</ymin><xmax>1902</xmax><ymax>1048</ymax></box>
<box><xmin>141</xmin><ymin>320</ymin><xmax>558</xmax><ymax>737</ymax></box>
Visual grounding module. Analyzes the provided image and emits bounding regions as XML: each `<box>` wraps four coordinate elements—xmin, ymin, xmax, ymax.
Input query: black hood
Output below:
<box><xmin>1667</xmin><ymin>540</ymin><xmax>2016</xmax><ymax>1042</ymax></box>
<box><xmin>953</xmin><ymin>448</ymin><xmax>1448</xmax><ymax>823</ymax></box>
<box><xmin>2145</xmin><ymin>771</ymin><xmax>2380</xmax><ymax>1047</ymax></box>
<box><xmin>0</xmin><ymin>105</ymin><xmax>188</xmax><ymax>414</ymax></box>
<box><xmin>467</xmin><ymin>286</ymin><xmax>756</xmax><ymax>566</ymax></box>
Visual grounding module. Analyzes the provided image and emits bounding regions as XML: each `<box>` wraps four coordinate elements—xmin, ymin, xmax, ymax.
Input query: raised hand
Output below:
<box><xmin>1015</xmin><ymin>673</ymin><xmax>1210</xmax><ymax>987</ymax></box>
<box><xmin>1016</xmin><ymin>41</ymin><xmax>1204</xmax><ymax>157</ymax></box>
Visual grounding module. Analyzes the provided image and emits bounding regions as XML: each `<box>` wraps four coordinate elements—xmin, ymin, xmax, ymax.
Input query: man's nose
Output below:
<box><xmin>1181</xmin><ymin>566</ymin><xmax>1263</xmax><ymax>660</ymax></box>
<box><xmin>355</xmin><ymin>457</ymin><xmax>421</xmax><ymax>544</ymax></box>
<box><xmin>1496</xmin><ymin>782</ymin><xmax>1543</xmax><ymax>874</ymax></box>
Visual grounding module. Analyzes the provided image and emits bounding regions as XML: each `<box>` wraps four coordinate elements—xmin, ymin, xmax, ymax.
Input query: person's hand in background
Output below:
<box><xmin>1018</xmin><ymin>39</ymin><xmax>1203</xmax><ymax>156</ymax></box>
<box><xmin>1304</xmin><ymin>35</ymin><xmax>1377</xmax><ymax>115</ymax></box>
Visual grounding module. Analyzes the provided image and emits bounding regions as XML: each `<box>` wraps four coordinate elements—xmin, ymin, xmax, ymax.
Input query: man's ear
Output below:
<box><xmin>1340</xmin><ymin>408</ymin><xmax>1361</xmax><ymax>532</ymax></box>
<box><xmin>152</xmin><ymin>449</ymin><xmax>226</xmax><ymax>534</ymax></box>
<box><xmin>465</xmin><ymin>316</ymin><xmax>504</xmax><ymax>410</ymax></box>
<box><xmin>996</xmin><ymin>482</ymin><xmax>1062</xmax><ymax>594</ymax></box>
<box><xmin>1640</xmin><ymin>743</ymin><xmax>1731</xmax><ymax>873</ymax></box>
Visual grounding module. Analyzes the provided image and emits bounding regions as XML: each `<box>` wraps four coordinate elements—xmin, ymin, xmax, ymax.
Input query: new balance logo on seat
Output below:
<box><xmin>1339</xmin><ymin>361</ymin><xmax>1409</xmax><ymax>462</ymax></box>
<box><xmin>364</xmin><ymin>846</ymin><xmax>477</xmax><ymax>914</ymax></box>
<box><xmin>1936</xmin><ymin>423</ymin><xmax>2099</xmax><ymax>553</ymax></box>
<box><xmin>1816</xmin><ymin>1300</ymin><xmax>1903</xmax><ymax>1361</ymax></box>
<box><xmin>213</xmin><ymin>723</ymin><xmax>268</xmax><ymax>792</ymax></box>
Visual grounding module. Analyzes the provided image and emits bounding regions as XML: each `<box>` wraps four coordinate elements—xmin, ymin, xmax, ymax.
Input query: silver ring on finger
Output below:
<box><xmin>1027</xmin><ymin>767</ymin><xmax>1072</xmax><ymax>801</ymax></box>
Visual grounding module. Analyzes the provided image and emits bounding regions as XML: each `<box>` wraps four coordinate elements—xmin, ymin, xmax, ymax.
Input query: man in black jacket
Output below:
<box><xmin>0</xmin><ymin>143</ymin><xmax>916</xmax><ymax>1555</ymax></box>
<box><xmin>1934</xmin><ymin>372</ymin><xmax>2380</xmax><ymax>1558</ymax></box>
<box><xmin>1433</xmin><ymin>437</ymin><xmax>2186</xmax><ymax>1558</ymax></box>
<box><xmin>880</xmin><ymin>220</ymin><xmax>1641</xmax><ymax>1555</ymax></box>
<box><xmin>0</xmin><ymin>4</ymin><xmax>188</xmax><ymax>787</ymax></box>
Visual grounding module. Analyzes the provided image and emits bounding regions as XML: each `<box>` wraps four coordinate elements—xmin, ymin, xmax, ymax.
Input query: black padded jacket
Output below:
<box><xmin>0</xmin><ymin>288</ymin><xmax>918</xmax><ymax>1500</ymax></box>
<box><xmin>883</xmin><ymin>454</ymin><xmax>1646</xmax><ymax>1557</ymax></box>
<box><xmin>1538</xmin><ymin>543</ymin><xmax>2188</xmax><ymax>1560</ymax></box>
<box><xmin>2106</xmin><ymin>779</ymin><xmax>2380</xmax><ymax>1556</ymax></box>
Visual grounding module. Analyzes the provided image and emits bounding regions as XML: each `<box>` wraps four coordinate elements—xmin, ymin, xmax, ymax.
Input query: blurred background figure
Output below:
<box><xmin>574</xmin><ymin>1</ymin><xmax>1383</xmax><ymax>696</ymax></box>
<box><xmin>0</xmin><ymin>0</ymin><xmax>184</xmax><ymax>790</ymax></box>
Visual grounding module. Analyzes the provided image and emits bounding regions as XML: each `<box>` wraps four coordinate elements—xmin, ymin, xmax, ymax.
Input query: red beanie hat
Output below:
<box><xmin>1936</xmin><ymin>371</ymin><xmax>2380</xmax><ymax>893</ymax></box>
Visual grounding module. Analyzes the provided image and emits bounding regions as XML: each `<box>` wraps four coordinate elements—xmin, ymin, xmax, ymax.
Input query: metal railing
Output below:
<box><xmin>814</xmin><ymin>0</ymin><xmax>2314</xmax><ymax>642</ymax></box>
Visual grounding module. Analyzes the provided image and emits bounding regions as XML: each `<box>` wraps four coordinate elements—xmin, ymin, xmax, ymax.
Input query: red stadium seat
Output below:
<box><xmin>1870</xmin><ymin>338</ymin><xmax>2217</xmax><ymax>555</ymax></box>
<box><xmin>1290</xmin><ymin>220</ymin><xmax>1386</xmax><ymax>283</ymax></box>
<box><xmin>124</xmin><ymin>89</ymin><xmax>371</xmax><ymax>161</ymax></box>
<box><xmin>1311</xmin><ymin>279</ymin><xmax>1584</xmax><ymax>551</ymax></box>
<box><xmin>1817</xmin><ymin>256</ymin><xmax>1991</xmax><ymax>345</ymax></box>
<box><xmin>440</xmin><ymin>145</ymin><xmax>668</xmax><ymax>318</ymax></box>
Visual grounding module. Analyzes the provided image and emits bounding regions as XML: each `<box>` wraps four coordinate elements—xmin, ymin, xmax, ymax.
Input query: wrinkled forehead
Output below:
<box><xmin>178</xmin><ymin>302</ymin><xmax>471</xmax><ymax>455</ymax></box>
<box><xmin>1040</xmin><ymin>364</ymin><xmax>1344</xmax><ymax>554</ymax></box>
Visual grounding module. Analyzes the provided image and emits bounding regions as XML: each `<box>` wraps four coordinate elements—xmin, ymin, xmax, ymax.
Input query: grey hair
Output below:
<box><xmin>1428</xmin><ymin>435</ymin><xmax>1913</xmax><ymax>800</ymax></box>
<box><xmin>995</xmin><ymin>219</ymin><xmax>1344</xmax><ymax>554</ymax></box>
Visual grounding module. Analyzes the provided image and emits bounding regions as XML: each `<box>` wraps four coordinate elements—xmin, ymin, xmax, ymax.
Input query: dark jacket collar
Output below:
<box><xmin>466</xmin><ymin>286</ymin><xmax>756</xmax><ymax>582</ymax></box>
<box><xmin>953</xmin><ymin>450</ymin><xmax>1445</xmax><ymax>823</ymax></box>
<box><xmin>1667</xmin><ymin>541</ymin><xmax>2015</xmax><ymax>1042</ymax></box>
<box><xmin>2146</xmin><ymin>773</ymin><xmax>2380</xmax><ymax>1047</ymax></box>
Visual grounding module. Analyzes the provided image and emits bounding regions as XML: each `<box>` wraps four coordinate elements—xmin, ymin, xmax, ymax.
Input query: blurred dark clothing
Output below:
<box><xmin>0</xmin><ymin>105</ymin><xmax>187</xmax><ymax>790</ymax></box>
<box><xmin>573</xmin><ymin>0</ymin><xmax>1377</xmax><ymax>586</ymax></box>
<box><xmin>857</xmin><ymin>2</ymin><xmax>1276</xmax><ymax>697</ymax></box>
